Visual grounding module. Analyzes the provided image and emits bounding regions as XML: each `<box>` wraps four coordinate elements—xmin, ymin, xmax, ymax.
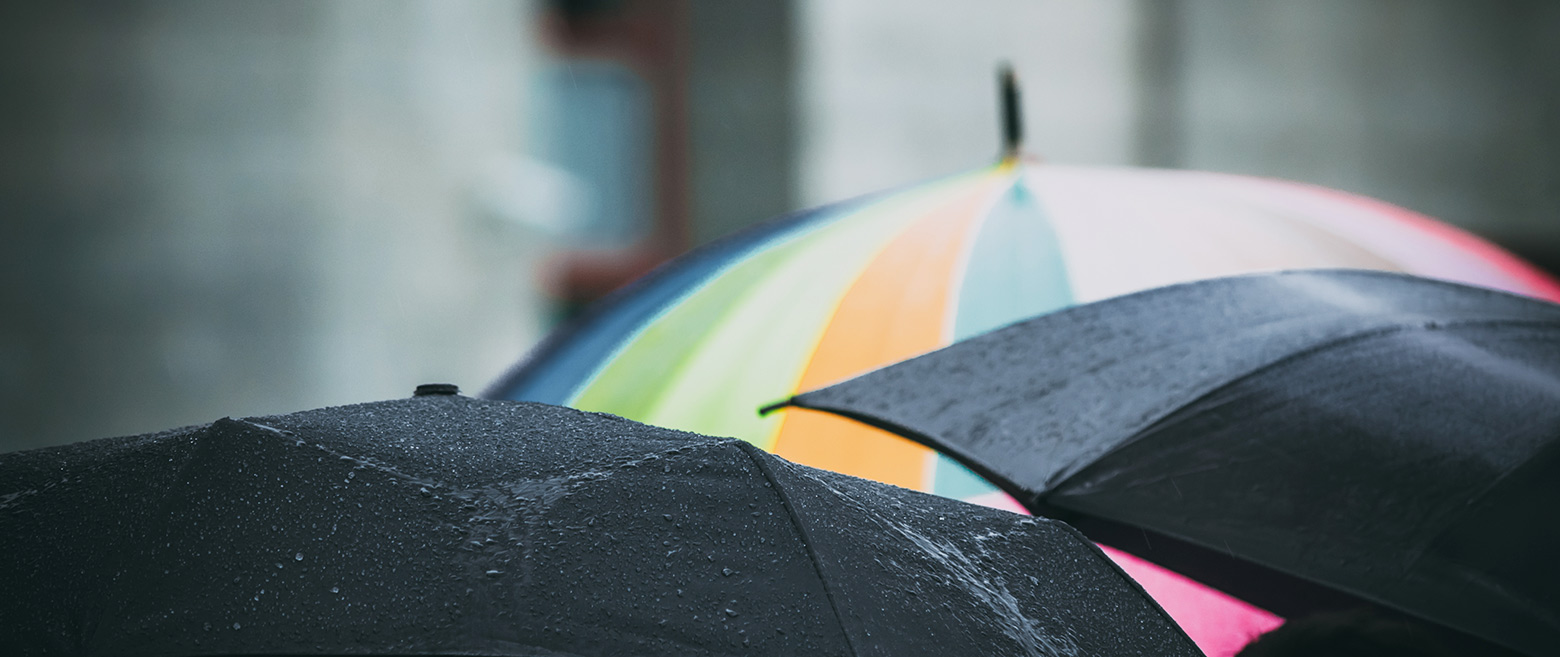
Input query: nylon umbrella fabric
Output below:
<box><xmin>484</xmin><ymin>161</ymin><xmax>1560</xmax><ymax>654</ymax></box>
<box><xmin>774</xmin><ymin>270</ymin><xmax>1560</xmax><ymax>657</ymax></box>
<box><xmin>0</xmin><ymin>394</ymin><xmax>1200</xmax><ymax>657</ymax></box>
<box><xmin>486</xmin><ymin>161</ymin><xmax>1560</xmax><ymax>505</ymax></box>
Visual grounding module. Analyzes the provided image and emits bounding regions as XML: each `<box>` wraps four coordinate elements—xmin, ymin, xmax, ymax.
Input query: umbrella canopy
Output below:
<box><xmin>769</xmin><ymin>270</ymin><xmax>1560</xmax><ymax>656</ymax></box>
<box><xmin>0</xmin><ymin>393</ymin><xmax>1200</xmax><ymax>657</ymax></box>
<box><xmin>486</xmin><ymin>160</ymin><xmax>1560</xmax><ymax>504</ymax></box>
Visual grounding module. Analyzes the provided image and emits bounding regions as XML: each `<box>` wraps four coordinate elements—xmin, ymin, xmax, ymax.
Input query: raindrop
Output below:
<box><xmin>721</xmin><ymin>568</ymin><xmax>734</xmax><ymax>577</ymax></box>
<box><xmin>725</xmin><ymin>608</ymin><xmax>738</xmax><ymax>617</ymax></box>
<box><xmin>485</xmin><ymin>570</ymin><xmax>503</xmax><ymax>577</ymax></box>
<box><xmin>331</xmin><ymin>587</ymin><xmax>340</xmax><ymax>594</ymax></box>
<box><xmin>419</xmin><ymin>487</ymin><xmax>432</xmax><ymax>498</ymax></box>
<box><xmin>295</xmin><ymin>552</ymin><xmax>304</xmax><ymax>561</ymax></box>
<box><xmin>275</xmin><ymin>563</ymin><xmax>284</xmax><ymax>569</ymax></box>
<box><xmin>232</xmin><ymin>623</ymin><xmax>241</xmax><ymax>630</ymax></box>
<box><xmin>347</xmin><ymin>471</ymin><xmax>356</xmax><ymax>479</ymax></box>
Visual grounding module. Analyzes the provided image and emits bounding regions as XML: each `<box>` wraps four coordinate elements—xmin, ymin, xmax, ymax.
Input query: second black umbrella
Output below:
<box><xmin>767</xmin><ymin>270</ymin><xmax>1560</xmax><ymax>656</ymax></box>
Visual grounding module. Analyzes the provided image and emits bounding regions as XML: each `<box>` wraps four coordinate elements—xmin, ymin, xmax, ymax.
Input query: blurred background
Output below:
<box><xmin>2</xmin><ymin>0</ymin><xmax>1557</xmax><ymax>452</ymax></box>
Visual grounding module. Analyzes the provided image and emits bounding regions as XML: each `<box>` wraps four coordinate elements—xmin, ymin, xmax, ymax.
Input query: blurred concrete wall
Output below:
<box><xmin>0</xmin><ymin>1</ymin><xmax>544</xmax><ymax>451</ymax></box>
<box><xmin>1145</xmin><ymin>0</ymin><xmax>1560</xmax><ymax>267</ymax></box>
<box><xmin>794</xmin><ymin>0</ymin><xmax>1142</xmax><ymax>205</ymax></box>
<box><xmin>787</xmin><ymin>0</ymin><xmax>1558</xmax><ymax>265</ymax></box>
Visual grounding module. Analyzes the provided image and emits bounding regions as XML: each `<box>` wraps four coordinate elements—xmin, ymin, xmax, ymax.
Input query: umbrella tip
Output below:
<box><xmin>757</xmin><ymin>398</ymin><xmax>793</xmax><ymax>417</ymax></box>
<box><xmin>998</xmin><ymin>62</ymin><xmax>1022</xmax><ymax>162</ymax></box>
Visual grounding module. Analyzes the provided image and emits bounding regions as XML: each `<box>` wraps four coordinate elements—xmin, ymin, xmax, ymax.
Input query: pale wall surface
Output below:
<box><xmin>789</xmin><ymin>0</ymin><xmax>1558</xmax><ymax>263</ymax></box>
<box><xmin>1154</xmin><ymin>0</ymin><xmax>1560</xmax><ymax>252</ymax></box>
<box><xmin>795</xmin><ymin>0</ymin><xmax>1142</xmax><ymax>205</ymax></box>
<box><xmin>0</xmin><ymin>1</ymin><xmax>545</xmax><ymax>451</ymax></box>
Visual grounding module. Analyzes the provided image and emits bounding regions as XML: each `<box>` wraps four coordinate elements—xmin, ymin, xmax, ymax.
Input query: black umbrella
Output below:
<box><xmin>0</xmin><ymin>391</ymin><xmax>1198</xmax><ymax>657</ymax></box>
<box><xmin>765</xmin><ymin>270</ymin><xmax>1560</xmax><ymax>656</ymax></box>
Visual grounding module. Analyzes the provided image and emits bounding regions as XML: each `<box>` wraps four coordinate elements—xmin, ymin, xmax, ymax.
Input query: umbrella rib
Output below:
<box><xmin>732</xmin><ymin>441</ymin><xmax>864</xmax><ymax>657</ymax></box>
<box><xmin>1410</xmin><ymin>428</ymin><xmax>1560</xmax><ymax>582</ymax></box>
<box><xmin>87</xmin><ymin>422</ymin><xmax>219</xmax><ymax>652</ymax></box>
<box><xmin>1050</xmin><ymin>316</ymin><xmax>1560</xmax><ymax>490</ymax></box>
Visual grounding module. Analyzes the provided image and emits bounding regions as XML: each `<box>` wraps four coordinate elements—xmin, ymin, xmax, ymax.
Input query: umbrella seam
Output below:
<box><xmin>940</xmin><ymin>170</ymin><xmax>1020</xmax><ymax>343</ymax></box>
<box><xmin>731</xmin><ymin>440</ymin><xmax>863</xmax><ymax>657</ymax></box>
<box><xmin>1052</xmin><ymin>316</ymin><xmax>1560</xmax><ymax>490</ymax></box>
<box><xmin>1413</xmin><ymin>427</ymin><xmax>1560</xmax><ymax>583</ymax></box>
<box><xmin>478</xmin><ymin>200</ymin><xmax>849</xmax><ymax>401</ymax></box>
<box><xmin>769</xmin><ymin>174</ymin><xmax>1013</xmax><ymax>461</ymax></box>
<box><xmin>1044</xmin><ymin>520</ymin><xmax>1209</xmax><ymax>656</ymax></box>
<box><xmin>481</xmin><ymin>171</ymin><xmax>972</xmax><ymax>404</ymax></box>
<box><xmin>86</xmin><ymin>421</ymin><xmax>219</xmax><ymax>653</ymax></box>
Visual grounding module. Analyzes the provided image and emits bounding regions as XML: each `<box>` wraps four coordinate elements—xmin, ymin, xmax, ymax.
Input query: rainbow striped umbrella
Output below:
<box><xmin>488</xmin><ymin>159</ymin><xmax>1560</xmax><ymax>505</ymax></box>
<box><xmin>488</xmin><ymin>140</ymin><xmax>1560</xmax><ymax>654</ymax></box>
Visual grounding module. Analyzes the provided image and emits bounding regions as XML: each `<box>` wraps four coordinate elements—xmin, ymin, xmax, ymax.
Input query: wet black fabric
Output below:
<box><xmin>0</xmin><ymin>396</ymin><xmax>1198</xmax><ymax>657</ymax></box>
<box><xmin>781</xmin><ymin>270</ymin><xmax>1560</xmax><ymax>656</ymax></box>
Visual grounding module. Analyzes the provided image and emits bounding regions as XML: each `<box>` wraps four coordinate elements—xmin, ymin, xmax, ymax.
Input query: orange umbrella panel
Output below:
<box><xmin>486</xmin><ymin>162</ymin><xmax>1560</xmax><ymax>503</ymax></box>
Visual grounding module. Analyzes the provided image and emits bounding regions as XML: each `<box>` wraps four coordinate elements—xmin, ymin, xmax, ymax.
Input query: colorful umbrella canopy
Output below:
<box><xmin>487</xmin><ymin>159</ymin><xmax>1560</xmax><ymax>504</ymax></box>
<box><xmin>486</xmin><ymin>156</ymin><xmax>1560</xmax><ymax>655</ymax></box>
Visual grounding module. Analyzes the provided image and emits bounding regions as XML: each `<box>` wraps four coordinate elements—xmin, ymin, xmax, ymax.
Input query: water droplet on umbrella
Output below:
<box><xmin>721</xmin><ymin>567</ymin><xmax>734</xmax><ymax>576</ymax></box>
<box><xmin>485</xmin><ymin>570</ymin><xmax>503</xmax><ymax>577</ymax></box>
<box><xmin>725</xmin><ymin>608</ymin><xmax>738</xmax><ymax>617</ymax></box>
<box><xmin>294</xmin><ymin>552</ymin><xmax>303</xmax><ymax>561</ymax></box>
<box><xmin>232</xmin><ymin>623</ymin><xmax>241</xmax><ymax>630</ymax></box>
<box><xmin>331</xmin><ymin>586</ymin><xmax>340</xmax><ymax>594</ymax></box>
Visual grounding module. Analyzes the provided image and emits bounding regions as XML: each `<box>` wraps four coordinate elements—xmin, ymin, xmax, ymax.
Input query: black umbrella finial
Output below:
<box><xmin>414</xmin><ymin>383</ymin><xmax>460</xmax><ymax>397</ymax></box>
<box><xmin>999</xmin><ymin>62</ymin><xmax>1023</xmax><ymax>162</ymax></box>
